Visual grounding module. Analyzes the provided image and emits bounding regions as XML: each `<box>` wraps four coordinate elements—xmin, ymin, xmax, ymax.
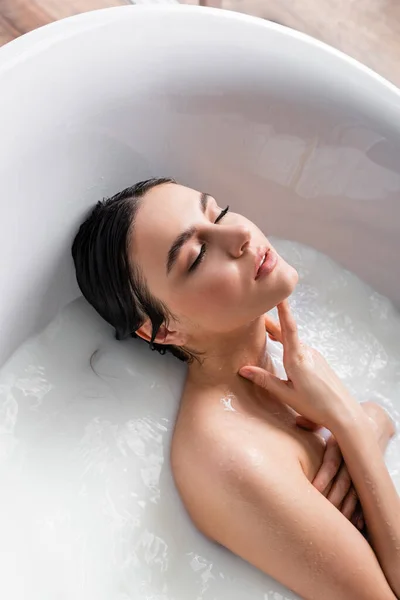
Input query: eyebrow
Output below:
<box><xmin>166</xmin><ymin>192</ymin><xmax>209</xmax><ymax>275</ymax></box>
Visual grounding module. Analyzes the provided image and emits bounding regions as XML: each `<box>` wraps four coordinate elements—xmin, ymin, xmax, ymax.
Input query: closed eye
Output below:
<box><xmin>214</xmin><ymin>205</ymin><xmax>229</xmax><ymax>224</ymax></box>
<box><xmin>188</xmin><ymin>206</ymin><xmax>230</xmax><ymax>273</ymax></box>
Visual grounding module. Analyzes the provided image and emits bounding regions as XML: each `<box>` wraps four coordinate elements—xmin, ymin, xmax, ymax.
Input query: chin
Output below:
<box><xmin>263</xmin><ymin>264</ymin><xmax>299</xmax><ymax>313</ymax></box>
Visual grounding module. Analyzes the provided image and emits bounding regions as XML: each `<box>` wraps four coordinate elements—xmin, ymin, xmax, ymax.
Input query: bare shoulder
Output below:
<box><xmin>170</xmin><ymin>385</ymin><xmax>293</xmax><ymax>539</ymax></box>
<box><xmin>171</xmin><ymin>389</ymin><xmax>396</xmax><ymax>600</ymax></box>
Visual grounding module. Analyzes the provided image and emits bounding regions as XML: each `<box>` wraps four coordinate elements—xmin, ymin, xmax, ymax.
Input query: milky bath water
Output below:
<box><xmin>1</xmin><ymin>239</ymin><xmax>399</xmax><ymax>600</ymax></box>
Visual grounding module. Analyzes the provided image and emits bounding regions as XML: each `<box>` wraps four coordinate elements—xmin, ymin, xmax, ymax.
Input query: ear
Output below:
<box><xmin>135</xmin><ymin>319</ymin><xmax>188</xmax><ymax>347</ymax></box>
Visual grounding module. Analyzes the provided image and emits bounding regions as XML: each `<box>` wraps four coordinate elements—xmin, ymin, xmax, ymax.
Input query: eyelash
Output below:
<box><xmin>188</xmin><ymin>206</ymin><xmax>230</xmax><ymax>273</ymax></box>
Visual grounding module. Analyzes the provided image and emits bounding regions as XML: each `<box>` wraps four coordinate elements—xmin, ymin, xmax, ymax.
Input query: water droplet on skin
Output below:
<box><xmin>220</xmin><ymin>395</ymin><xmax>236</xmax><ymax>412</ymax></box>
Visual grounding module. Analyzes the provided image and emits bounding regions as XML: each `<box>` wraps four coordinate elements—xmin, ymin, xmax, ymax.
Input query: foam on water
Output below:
<box><xmin>0</xmin><ymin>239</ymin><xmax>399</xmax><ymax>600</ymax></box>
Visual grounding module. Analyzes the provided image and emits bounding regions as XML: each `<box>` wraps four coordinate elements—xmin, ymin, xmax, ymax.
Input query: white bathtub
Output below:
<box><xmin>1</xmin><ymin>5</ymin><xmax>400</xmax><ymax>599</ymax></box>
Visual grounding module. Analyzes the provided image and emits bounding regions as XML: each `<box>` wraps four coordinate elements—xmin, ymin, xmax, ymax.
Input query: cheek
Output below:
<box><xmin>174</xmin><ymin>268</ymin><xmax>243</xmax><ymax>318</ymax></box>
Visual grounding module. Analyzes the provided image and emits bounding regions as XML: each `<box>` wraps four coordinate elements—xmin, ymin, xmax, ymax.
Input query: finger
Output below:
<box><xmin>296</xmin><ymin>416</ymin><xmax>320</xmax><ymax>431</ymax></box>
<box><xmin>264</xmin><ymin>314</ymin><xmax>282</xmax><ymax>343</ymax></box>
<box><xmin>327</xmin><ymin>463</ymin><xmax>352</xmax><ymax>508</ymax></box>
<box><xmin>268</xmin><ymin>333</ymin><xmax>280</xmax><ymax>342</ymax></box>
<box><xmin>277</xmin><ymin>301</ymin><xmax>302</xmax><ymax>355</ymax></box>
<box><xmin>341</xmin><ymin>486</ymin><xmax>359</xmax><ymax>521</ymax></box>
<box><xmin>312</xmin><ymin>436</ymin><xmax>342</xmax><ymax>493</ymax></box>
<box><xmin>239</xmin><ymin>366</ymin><xmax>289</xmax><ymax>400</ymax></box>
<box><xmin>321</xmin><ymin>481</ymin><xmax>333</xmax><ymax>498</ymax></box>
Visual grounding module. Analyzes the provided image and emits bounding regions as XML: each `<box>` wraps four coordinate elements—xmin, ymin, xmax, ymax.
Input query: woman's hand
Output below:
<box><xmin>260</xmin><ymin>304</ymin><xmax>396</xmax><ymax>529</ymax></box>
<box><xmin>314</xmin><ymin>434</ymin><xmax>364</xmax><ymax>529</ymax></box>
<box><xmin>244</xmin><ymin>301</ymin><xmax>361</xmax><ymax>430</ymax></box>
<box><xmin>296</xmin><ymin>414</ymin><xmax>363</xmax><ymax>528</ymax></box>
<box><xmin>295</xmin><ymin>402</ymin><xmax>395</xmax><ymax>530</ymax></box>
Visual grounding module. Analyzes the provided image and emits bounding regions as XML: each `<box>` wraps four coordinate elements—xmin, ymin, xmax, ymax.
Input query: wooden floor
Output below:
<box><xmin>222</xmin><ymin>0</ymin><xmax>400</xmax><ymax>87</ymax></box>
<box><xmin>0</xmin><ymin>0</ymin><xmax>399</xmax><ymax>88</ymax></box>
<box><xmin>0</xmin><ymin>0</ymin><xmax>128</xmax><ymax>46</ymax></box>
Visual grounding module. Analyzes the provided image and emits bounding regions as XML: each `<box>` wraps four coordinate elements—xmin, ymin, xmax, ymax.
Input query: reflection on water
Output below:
<box><xmin>0</xmin><ymin>240</ymin><xmax>399</xmax><ymax>600</ymax></box>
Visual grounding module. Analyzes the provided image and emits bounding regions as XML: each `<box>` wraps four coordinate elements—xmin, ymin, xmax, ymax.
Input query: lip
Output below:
<box><xmin>255</xmin><ymin>247</ymin><xmax>278</xmax><ymax>280</ymax></box>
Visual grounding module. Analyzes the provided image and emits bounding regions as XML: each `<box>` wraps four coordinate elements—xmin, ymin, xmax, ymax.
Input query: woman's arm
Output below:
<box><xmin>192</xmin><ymin>431</ymin><xmax>397</xmax><ymax>600</ymax></box>
<box><xmin>242</xmin><ymin>301</ymin><xmax>400</xmax><ymax>597</ymax></box>
<box><xmin>331</xmin><ymin>408</ymin><xmax>400</xmax><ymax>596</ymax></box>
<box><xmin>300</xmin><ymin>401</ymin><xmax>395</xmax><ymax>530</ymax></box>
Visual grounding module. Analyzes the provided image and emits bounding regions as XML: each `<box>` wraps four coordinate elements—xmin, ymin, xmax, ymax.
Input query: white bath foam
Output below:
<box><xmin>0</xmin><ymin>240</ymin><xmax>399</xmax><ymax>600</ymax></box>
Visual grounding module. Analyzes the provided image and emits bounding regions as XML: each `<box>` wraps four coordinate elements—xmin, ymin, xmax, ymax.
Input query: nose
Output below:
<box><xmin>220</xmin><ymin>224</ymin><xmax>251</xmax><ymax>258</ymax></box>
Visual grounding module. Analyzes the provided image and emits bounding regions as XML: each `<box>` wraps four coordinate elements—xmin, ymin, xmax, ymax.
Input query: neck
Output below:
<box><xmin>187</xmin><ymin>316</ymin><xmax>272</xmax><ymax>388</ymax></box>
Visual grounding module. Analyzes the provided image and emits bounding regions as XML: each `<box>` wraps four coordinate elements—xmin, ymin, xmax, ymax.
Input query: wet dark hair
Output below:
<box><xmin>71</xmin><ymin>177</ymin><xmax>191</xmax><ymax>363</ymax></box>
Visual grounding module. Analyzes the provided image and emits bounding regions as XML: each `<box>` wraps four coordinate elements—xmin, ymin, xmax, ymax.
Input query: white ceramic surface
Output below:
<box><xmin>1</xmin><ymin>5</ymin><xmax>400</xmax><ymax>598</ymax></box>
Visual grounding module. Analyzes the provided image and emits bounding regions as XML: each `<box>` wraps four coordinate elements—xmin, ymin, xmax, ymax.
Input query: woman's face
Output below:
<box><xmin>131</xmin><ymin>183</ymin><xmax>298</xmax><ymax>339</ymax></box>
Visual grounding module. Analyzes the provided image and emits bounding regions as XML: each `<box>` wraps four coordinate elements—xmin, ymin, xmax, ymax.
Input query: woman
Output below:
<box><xmin>72</xmin><ymin>177</ymin><xmax>400</xmax><ymax>599</ymax></box>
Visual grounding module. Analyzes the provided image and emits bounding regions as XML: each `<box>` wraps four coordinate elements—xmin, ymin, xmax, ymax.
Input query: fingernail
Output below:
<box><xmin>239</xmin><ymin>367</ymin><xmax>254</xmax><ymax>380</ymax></box>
